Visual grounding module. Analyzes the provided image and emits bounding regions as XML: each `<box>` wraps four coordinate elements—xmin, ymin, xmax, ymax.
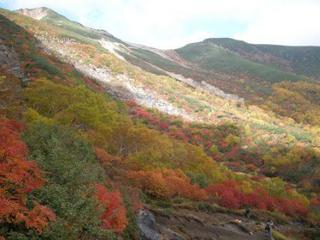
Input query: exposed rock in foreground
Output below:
<box><xmin>138</xmin><ymin>209</ymin><xmax>161</xmax><ymax>240</ymax></box>
<box><xmin>138</xmin><ymin>207</ymin><xmax>308</xmax><ymax>240</ymax></box>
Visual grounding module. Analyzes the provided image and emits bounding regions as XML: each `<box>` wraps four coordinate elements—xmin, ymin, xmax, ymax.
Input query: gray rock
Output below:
<box><xmin>0</xmin><ymin>39</ymin><xmax>29</xmax><ymax>85</ymax></box>
<box><xmin>137</xmin><ymin>209</ymin><xmax>161</xmax><ymax>240</ymax></box>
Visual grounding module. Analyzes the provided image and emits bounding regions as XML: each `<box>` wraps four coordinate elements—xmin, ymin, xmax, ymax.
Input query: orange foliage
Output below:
<box><xmin>95</xmin><ymin>147</ymin><xmax>121</xmax><ymax>165</ymax></box>
<box><xmin>127</xmin><ymin>169</ymin><xmax>208</xmax><ymax>201</ymax></box>
<box><xmin>95</xmin><ymin>184</ymin><xmax>128</xmax><ymax>233</ymax></box>
<box><xmin>24</xmin><ymin>204</ymin><xmax>56</xmax><ymax>233</ymax></box>
<box><xmin>0</xmin><ymin>119</ymin><xmax>55</xmax><ymax>233</ymax></box>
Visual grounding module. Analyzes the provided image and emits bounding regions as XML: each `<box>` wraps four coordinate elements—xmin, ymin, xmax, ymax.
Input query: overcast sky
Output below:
<box><xmin>1</xmin><ymin>0</ymin><xmax>320</xmax><ymax>49</ymax></box>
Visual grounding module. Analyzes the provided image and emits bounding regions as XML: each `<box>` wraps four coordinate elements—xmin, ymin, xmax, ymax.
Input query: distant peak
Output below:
<box><xmin>204</xmin><ymin>37</ymin><xmax>244</xmax><ymax>43</ymax></box>
<box><xmin>16</xmin><ymin>7</ymin><xmax>51</xmax><ymax>20</ymax></box>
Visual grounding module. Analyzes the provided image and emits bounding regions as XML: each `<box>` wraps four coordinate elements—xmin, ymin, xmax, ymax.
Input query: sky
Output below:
<box><xmin>1</xmin><ymin>0</ymin><xmax>320</xmax><ymax>49</ymax></box>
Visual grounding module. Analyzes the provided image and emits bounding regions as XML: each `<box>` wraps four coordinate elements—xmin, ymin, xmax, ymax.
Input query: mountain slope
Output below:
<box><xmin>208</xmin><ymin>38</ymin><xmax>320</xmax><ymax>78</ymax></box>
<box><xmin>16</xmin><ymin>7</ymin><xmax>121</xmax><ymax>43</ymax></box>
<box><xmin>119</xmin><ymin>38</ymin><xmax>320</xmax><ymax>124</ymax></box>
<box><xmin>3</xmin><ymin>7</ymin><xmax>319</xmax><ymax>144</ymax></box>
<box><xmin>120</xmin><ymin>37</ymin><xmax>320</xmax><ymax>102</ymax></box>
<box><xmin>1</xmin><ymin>7</ymin><xmax>320</xmax><ymax>239</ymax></box>
<box><xmin>176</xmin><ymin>39</ymin><xmax>306</xmax><ymax>84</ymax></box>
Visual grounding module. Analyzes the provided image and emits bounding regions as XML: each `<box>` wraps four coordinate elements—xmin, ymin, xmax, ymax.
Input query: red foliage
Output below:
<box><xmin>127</xmin><ymin>169</ymin><xmax>208</xmax><ymax>201</ymax></box>
<box><xmin>224</xmin><ymin>146</ymin><xmax>240</xmax><ymax>159</ymax></box>
<box><xmin>250</xmin><ymin>175</ymin><xmax>264</xmax><ymax>182</ymax></box>
<box><xmin>206</xmin><ymin>180</ymin><xmax>308</xmax><ymax>216</ymax></box>
<box><xmin>95</xmin><ymin>184</ymin><xmax>128</xmax><ymax>233</ymax></box>
<box><xmin>24</xmin><ymin>204</ymin><xmax>56</xmax><ymax>233</ymax></box>
<box><xmin>310</xmin><ymin>197</ymin><xmax>320</xmax><ymax>207</ymax></box>
<box><xmin>83</xmin><ymin>78</ymin><xmax>105</xmax><ymax>93</ymax></box>
<box><xmin>133</xmin><ymin>107</ymin><xmax>151</xmax><ymax>119</ymax></box>
<box><xmin>169</xmin><ymin>129</ymin><xmax>189</xmax><ymax>142</ymax></box>
<box><xmin>0</xmin><ymin>119</ymin><xmax>55</xmax><ymax>233</ymax></box>
<box><xmin>0</xmin><ymin>119</ymin><xmax>26</xmax><ymax>158</ymax></box>
<box><xmin>159</xmin><ymin>121</ymin><xmax>169</xmax><ymax>131</ymax></box>
<box><xmin>275</xmin><ymin>198</ymin><xmax>308</xmax><ymax>217</ymax></box>
<box><xmin>225</xmin><ymin>161</ymin><xmax>241</xmax><ymax>168</ymax></box>
<box><xmin>126</xmin><ymin>100</ymin><xmax>138</xmax><ymax>108</ymax></box>
<box><xmin>246</xmin><ymin>164</ymin><xmax>257</xmax><ymax>172</ymax></box>
<box><xmin>206</xmin><ymin>180</ymin><xmax>242</xmax><ymax>209</ymax></box>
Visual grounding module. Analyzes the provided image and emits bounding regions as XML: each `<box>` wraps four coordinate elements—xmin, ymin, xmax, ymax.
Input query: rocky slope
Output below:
<box><xmin>138</xmin><ymin>206</ymin><xmax>311</xmax><ymax>240</ymax></box>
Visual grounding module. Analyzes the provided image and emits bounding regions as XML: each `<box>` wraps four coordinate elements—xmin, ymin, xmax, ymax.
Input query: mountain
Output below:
<box><xmin>120</xmin><ymin>37</ymin><xmax>320</xmax><ymax>125</ymax></box>
<box><xmin>207</xmin><ymin>38</ymin><xmax>320</xmax><ymax>78</ymax></box>
<box><xmin>0</xmin><ymin>7</ymin><xmax>320</xmax><ymax>240</ymax></box>
<box><xmin>123</xmin><ymin>37</ymin><xmax>320</xmax><ymax>99</ymax></box>
<box><xmin>16</xmin><ymin>7</ymin><xmax>119</xmax><ymax>41</ymax></box>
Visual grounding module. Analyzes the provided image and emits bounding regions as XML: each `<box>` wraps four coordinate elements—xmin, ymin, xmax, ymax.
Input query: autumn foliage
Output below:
<box><xmin>0</xmin><ymin>119</ymin><xmax>55</xmax><ymax>233</ymax></box>
<box><xmin>95</xmin><ymin>184</ymin><xmax>128</xmax><ymax>233</ymax></box>
<box><xmin>95</xmin><ymin>147</ymin><xmax>122</xmax><ymax>166</ymax></box>
<box><xmin>206</xmin><ymin>180</ymin><xmax>308</xmax><ymax>217</ymax></box>
<box><xmin>127</xmin><ymin>169</ymin><xmax>208</xmax><ymax>201</ymax></box>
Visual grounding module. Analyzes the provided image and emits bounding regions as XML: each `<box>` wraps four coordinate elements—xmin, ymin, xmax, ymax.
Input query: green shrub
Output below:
<box><xmin>23</xmin><ymin>123</ymin><xmax>114</xmax><ymax>240</ymax></box>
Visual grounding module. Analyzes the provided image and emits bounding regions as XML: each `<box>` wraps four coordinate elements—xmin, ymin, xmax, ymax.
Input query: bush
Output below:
<box><xmin>0</xmin><ymin>119</ymin><xmax>55</xmax><ymax>237</ymax></box>
<box><xmin>127</xmin><ymin>169</ymin><xmax>208</xmax><ymax>201</ymax></box>
<box><xmin>23</xmin><ymin>122</ymin><xmax>115</xmax><ymax>239</ymax></box>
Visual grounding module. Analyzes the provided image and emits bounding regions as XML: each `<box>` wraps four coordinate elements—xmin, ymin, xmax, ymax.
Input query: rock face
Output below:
<box><xmin>16</xmin><ymin>7</ymin><xmax>48</xmax><ymax>20</ymax></box>
<box><xmin>0</xmin><ymin>39</ymin><xmax>28</xmax><ymax>85</ymax></box>
<box><xmin>137</xmin><ymin>209</ymin><xmax>161</xmax><ymax>240</ymax></box>
<box><xmin>137</xmin><ymin>208</ymin><xmax>273</xmax><ymax>240</ymax></box>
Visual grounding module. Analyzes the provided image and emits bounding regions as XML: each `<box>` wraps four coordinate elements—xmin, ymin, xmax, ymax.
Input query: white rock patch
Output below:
<box><xmin>99</xmin><ymin>39</ymin><xmax>126</xmax><ymax>61</ymax></box>
<box><xmin>17</xmin><ymin>8</ymin><xmax>48</xmax><ymax>20</ymax></box>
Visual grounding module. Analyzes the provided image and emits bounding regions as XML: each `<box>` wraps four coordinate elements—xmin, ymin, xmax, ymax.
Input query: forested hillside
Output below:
<box><xmin>0</xmin><ymin>7</ymin><xmax>319</xmax><ymax>240</ymax></box>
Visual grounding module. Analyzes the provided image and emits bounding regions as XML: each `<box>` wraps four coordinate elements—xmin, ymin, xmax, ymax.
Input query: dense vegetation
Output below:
<box><xmin>0</xmin><ymin>119</ymin><xmax>56</xmax><ymax>238</ymax></box>
<box><xmin>1</xmin><ymin>7</ymin><xmax>320</xmax><ymax>239</ymax></box>
<box><xmin>265</xmin><ymin>81</ymin><xmax>320</xmax><ymax>126</ymax></box>
<box><xmin>1</xmin><ymin>76</ymin><xmax>318</xmax><ymax>238</ymax></box>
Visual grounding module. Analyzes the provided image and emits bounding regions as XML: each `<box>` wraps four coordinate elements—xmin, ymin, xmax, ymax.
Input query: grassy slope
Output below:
<box><xmin>209</xmin><ymin>38</ymin><xmax>320</xmax><ymax>78</ymax></box>
<box><xmin>176</xmin><ymin>40</ymin><xmax>307</xmax><ymax>84</ymax></box>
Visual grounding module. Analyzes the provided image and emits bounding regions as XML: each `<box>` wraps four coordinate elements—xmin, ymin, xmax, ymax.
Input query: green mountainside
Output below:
<box><xmin>207</xmin><ymin>38</ymin><xmax>320</xmax><ymax>78</ymax></box>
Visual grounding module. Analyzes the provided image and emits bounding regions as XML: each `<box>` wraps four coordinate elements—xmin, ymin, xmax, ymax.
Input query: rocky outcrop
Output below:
<box><xmin>0</xmin><ymin>39</ymin><xmax>28</xmax><ymax>85</ymax></box>
<box><xmin>137</xmin><ymin>208</ymin><xmax>274</xmax><ymax>240</ymax></box>
<box><xmin>16</xmin><ymin>7</ymin><xmax>49</xmax><ymax>20</ymax></box>
<box><xmin>138</xmin><ymin>209</ymin><xmax>161</xmax><ymax>240</ymax></box>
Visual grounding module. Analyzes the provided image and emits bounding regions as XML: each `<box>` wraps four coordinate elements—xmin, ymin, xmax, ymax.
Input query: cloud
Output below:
<box><xmin>1</xmin><ymin>0</ymin><xmax>320</xmax><ymax>48</ymax></box>
<box><xmin>234</xmin><ymin>0</ymin><xmax>320</xmax><ymax>46</ymax></box>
